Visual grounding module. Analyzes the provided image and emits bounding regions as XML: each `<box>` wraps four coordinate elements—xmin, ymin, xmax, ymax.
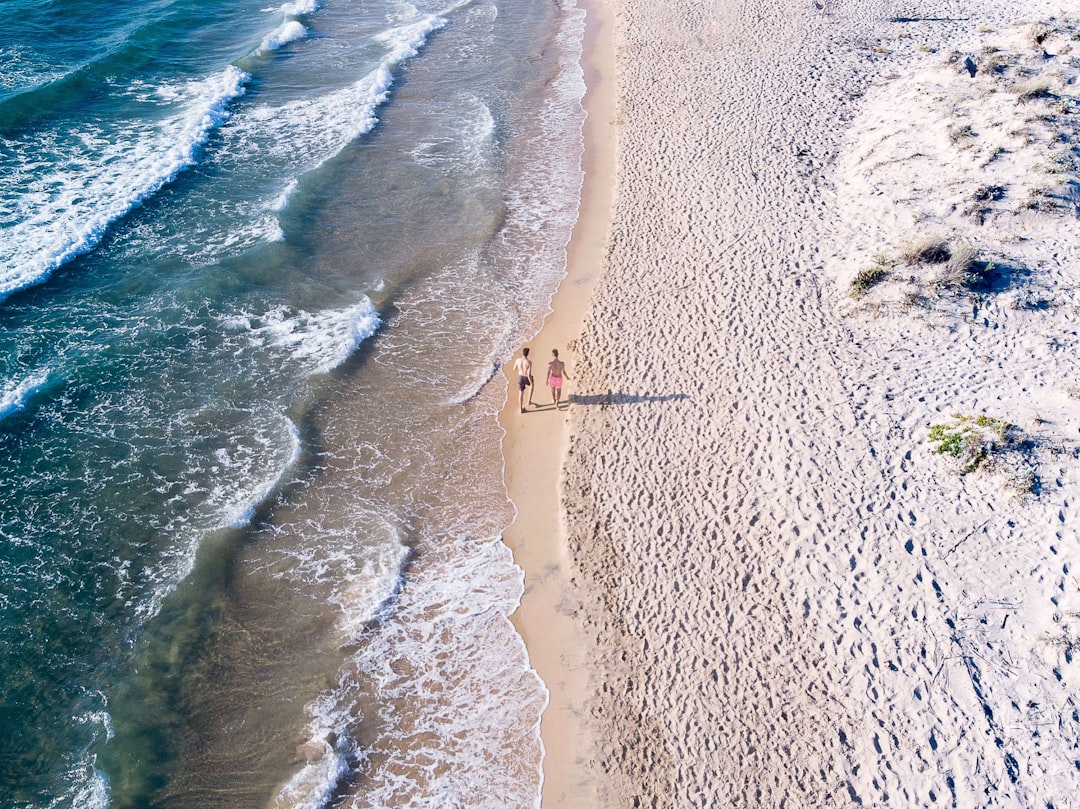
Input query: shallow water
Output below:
<box><xmin>0</xmin><ymin>0</ymin><xmax>585</xmax><ymax>805</ymax></box>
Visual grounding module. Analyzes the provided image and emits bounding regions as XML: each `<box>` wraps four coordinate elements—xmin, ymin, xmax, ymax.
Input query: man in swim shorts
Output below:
<box><xmin>512</xmin><ymin>347</ymin><xmax>534</xmax><ymax>413</ymax></box>
<box><xmin>547</xmin><ymin>348</ymin><xmax>569</xmax><ymax>410</ymax></box>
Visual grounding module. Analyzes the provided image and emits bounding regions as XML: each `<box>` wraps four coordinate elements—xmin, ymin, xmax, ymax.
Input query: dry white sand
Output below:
<box><xmin>552</xmin><ymin>0</ymin><xmax>1080</xmax><ymax>806</ymax></box>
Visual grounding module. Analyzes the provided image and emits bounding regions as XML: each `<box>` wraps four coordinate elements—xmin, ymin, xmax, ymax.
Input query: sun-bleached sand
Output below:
<box><xmin>506</xmin><ymin>0</ymin><xmax>1080</xmax><ymax>806</ymax></box>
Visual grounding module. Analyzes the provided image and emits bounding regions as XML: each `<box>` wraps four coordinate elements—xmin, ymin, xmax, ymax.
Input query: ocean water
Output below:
<box><xmin>0</xmin><ymin>0</ymin><xmax>585</xmax><ymax>806</ymax></box>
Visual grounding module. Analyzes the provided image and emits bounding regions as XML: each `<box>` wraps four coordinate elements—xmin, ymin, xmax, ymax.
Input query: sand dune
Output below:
<box><xmin>557</xmin><ymin>0</ymin><xmax>1080</xmax><ymax>805</ymax></box>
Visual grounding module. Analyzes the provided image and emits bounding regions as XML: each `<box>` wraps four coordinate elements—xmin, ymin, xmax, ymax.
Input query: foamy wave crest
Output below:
<box><xmin>234</xmin><ymin>12</ymin><xmax>449</xmax><ymax>194</ymax></box>
<box><xmin>273</xmin><ymin>179</ymin><xmax>300</xmax><ymax>212</ymax></box>
<box><xmin>219</xmin><ymin>418</ymin><xmax>301</xmax><ymax>529</ymax></box>
<box><xmin>443</xmin><ymin>310</ymin><xmax>507</xmax><ymax>403</ymax></box>
<box><xmin>45</xmin><ymin>697</ymin><xmax>113</xmax><ymax>809</ymax></box>
<box><xmin>260</xmin><ymin>20</ymin><xmax>307</xmax><ymax>54</ymax></box>
<box><xmin>275</xmin><ymin>0</ymin><xmax>320</xmax><ymax>15</ymax></box>
<box><xmin>44</xmin><ymin>764</ymin><xmax>109</xmax><ymax>809</ymax></box>
<box><xmin>0</xmin><ymin>66</ymin><xmax>248</xmax><ymax>302</ymax></box>
<box><xmin>265</xmin><ymin>517</ymin><xmax>408</xmax><ymax>808</ymax></box>
<box><xmin>270</xmin><ymin>516</ymin><xmax>409</xmax><ymax>640</ymax></box>
<box><xmin>133</xmin><ymin>413</ymin><xmax>305</xmax><ymax>623</ymax></box>
<box><xmin>374</xmin><ymin>13</ymin><xmax>448</xmax><ymax>59</ymax></box>
<box><xmin>410</xmin><ymin>93</ymin><xmax>496</xmax><ymax>173</ymax></box>
<box><xmin>471</xmin><ymin>96</ymin><xmax>496</xmax><ymax>144</ymax></box>
<box><xmin>0</xmin><ymin>367</ymin><xmax>52</xmax><ymax>421</ymax></box>
<box><xmin>223</xmin><ymin>299</ymin><xmax>380</xmax><ymax>376</ymax></box>
<box><xmin>270</xmin><ymin>692</ymin><xmax>356</xmax><ymax>809</ymax></box>
<box><xmin>445</xmin><ymin>361</ymin><xmax>499</xmax><ymax>405</ymax></box>
<box><xmin>324</xmin><ymin>539</ymin><xmax>544</xmax><ymax>808</ymax></box>
<box><xmin>0</xmin><ymin>44</ymin><xmax>68</xmax><ymax>97</ymax></box>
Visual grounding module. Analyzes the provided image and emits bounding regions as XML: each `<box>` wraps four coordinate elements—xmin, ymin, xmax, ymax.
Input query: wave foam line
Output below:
<box><xmin>223</xmin><ymin>298</ymin><xmax>381</xmax><ymax>376</ymax></box>
<box><xmin>259</xmin><ymin>20</ymin><xmax>308</xmax><ymax>54</ymax></box>
<box><xmin>255</xmin><ymin>10</ymin><xmax>453</xmax><ymax>220</ymax></box>
<box><xmin>0</xmin><ymin>66</ymin><xmax>248</xmax><ymax>303</ymax></box>
<box><xmin>256</xmin><ymin>0</ymin><xmax>320</xmax><ymax>57</ymax></box>
<box><xmin>220</xmin><ymin>417</ymin><xmax>302</xmax><ymax>530</ymax></box>
<box><xmin>270</xmin><ymin>690</ymin><xmax>356</xmax><ymax>809</ymax></box>
<box><xmin>275</xmin><ymin>0</ymin><xmax>320</xmax><ymax>16</ymax></box>
<box><xmin>0</xmin><ymin>368</ymin><xmax>52</xmax><ymax>421</ymax></box>
<box><xmin>272</xmin><ymin>179</ymin><xmax>300</xmax><ymax>212</ymax></box>
<box><xmin>270</xmin><ymin>525</ymin><xmax>407</xmax><ymax>809</ymax></box>
<box><xmin>329</xmin><ymin>12</ymin><xmax>451</xmax><ymax>143</ymax></box>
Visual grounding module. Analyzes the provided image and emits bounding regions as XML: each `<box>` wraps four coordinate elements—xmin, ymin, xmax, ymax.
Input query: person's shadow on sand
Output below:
<box><xmin>568</xmin><ymin>392</ymin><xmax>689</xmax><ymax>407</ymax></box>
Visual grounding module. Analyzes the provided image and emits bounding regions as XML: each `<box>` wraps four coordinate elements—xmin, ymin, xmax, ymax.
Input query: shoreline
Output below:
<box><xmin>499</xmin><ymin>0</ymin><xmax>616</xmax><ymax>805</ymax></box>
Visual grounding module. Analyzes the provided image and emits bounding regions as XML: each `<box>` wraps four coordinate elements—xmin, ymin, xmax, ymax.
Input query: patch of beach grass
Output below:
<box><xmin>949</xmin><ymin>123</ymin><xmax>977</xmax><ymax>144</ymax></box>
<box><xmin>1046</xmin><ymin>623</ymin><xmax>1080</xmax><ymax>663</ymax></box>
<box><xmin>850</xmin><ymin>266</ymin><xmax>888</xmax><ymax>297</ymax></box>
<box><xmin>972</xmin><ymin>184</ymin><xmax>1006</xmax><ymax>201</ymax></box>
<box><xmin>928</xmin><ymin>413</ymin><xmax>1016</xmax><ymax>475</ymax></box>
<box><xmin>932</xmin><ymin>242</ymin><xmax>982</xmax><ymax>290</ymax></box>
<box><xmin>1015</xmin><ymin>79</ymin><xmax>1054</xmax><ymax>103</ymax></box>
<box><xmin>1023</xmin><ymin>186</ymin><xmax>1060</xmax><ymax>212</ymax></box>
<box><xmin>899</xmin><ymin>288</ymin><xmax>925</xmax><ymax>310</ymax></box>
<box><xmin>928</xmin><ymin>413</ymin><xmax>1042</xmax><ymax>494</ymax></box>
<box><xmin>900</xmin><ymin>235</ymin><xmax>951</xmax><ymax>265</ymax></box>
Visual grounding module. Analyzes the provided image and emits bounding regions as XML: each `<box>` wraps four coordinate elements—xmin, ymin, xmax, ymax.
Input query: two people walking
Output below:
<box><xmin>512</xmin><ymin>347</ymin><xmax>570</xmax><ymax>413</ymax></box>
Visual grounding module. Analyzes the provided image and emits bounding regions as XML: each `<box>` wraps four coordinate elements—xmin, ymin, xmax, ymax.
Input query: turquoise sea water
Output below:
<box><xmin>0</xmin><ymin>1</ymin><xmax>585</xmax><ymax>805</ymax></box>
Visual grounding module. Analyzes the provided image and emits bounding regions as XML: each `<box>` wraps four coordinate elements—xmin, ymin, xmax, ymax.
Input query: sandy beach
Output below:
<box><xmin>505</xmin><ymin>0</ymin><xmax>1080</xmax><ymax>806</ymax></box>
<box><xmin>499</xmin><ymin>1</ymin><xmax>616</xmax><ymax>805</ymax></box>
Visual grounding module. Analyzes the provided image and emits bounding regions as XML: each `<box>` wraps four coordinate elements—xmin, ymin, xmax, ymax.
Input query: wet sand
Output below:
<box><xmin>499</xmin><ymin>0</ymin><xmax>616</xmax><ymax>804</ymax></box>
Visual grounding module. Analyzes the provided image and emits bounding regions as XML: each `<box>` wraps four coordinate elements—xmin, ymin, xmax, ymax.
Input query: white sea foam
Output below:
<box><xmin>410</xmin><ymin>93</ymin><xmax>496</xmax><ymax>173</ymax></box>
<box><xmin>374</xmin><ymin>13</ymin><xmax>448</xmax><ymax>57</ymax></box>
<box><xmin>0</xmin><ymin>44</ymin><xmax>67</xmax><ymax>95</ymax></box>
<box><xmin>471</xmin><ymin>96</ymin><xmax>496</xmax><ymax>144</ymax></box>
<box><xmin>217</xmin><ymin>212</ymin><xmax>286</xmax><ymax>250</ymax></box>
<box><xmin>267</xmin><ymin>520</ymin><xmax>408</xmax><ymax>808</ymax></box>
<box><xmin>224</xmin><ymin>299</ymin><xmax>381</xmax><ymax>376</ymax></box>
<box><xmin>276</xmin><ymin>0</ymin><xmax>320</xmax><ymax>16</ymax></box>
<box><xmin>44</xmin><ymin>765</ymin><xmax>109</xmax><ymax>809</ymax></box>
<box><xmin>231</xmin><ymin>12</ymin><xmax>448</xmax><ymax>204</ymax></box>
<box><xmin>218</xmin><ymin>418</ymin><xmax>301</xmax><ymax>529</ymax></box>
<box><xmin>0</xmin><ymin>368</ymin><xmax>51</xmax><ymax>421</ymax></box>
<box><xmin>45</xmin><ymin>699</ymin><xmax>113</xmax><ymax>809</ymax></box>
<box><xmin>75</xmin><ymin>702</ymin><xmax>115</xmax><ymax>743</ymax></box>
<box><xmin>271</xmin><ymin>742</ymin><xmax>350</xmax><ymax>809</ymax></box>
<box><xmin>269</xmin><ymin>545</ymin><xmax>541</xmax><ymax>809</ymax></box>
<box><xmin>272</xmin><ymin>179</ymin><xmax>300</xmax><ymax>211</ymax></box>
<box><xmin>387</xmin><ymin>1</ymin><xmax>421</xmax><ymax>25</ymax></box>
<box><xmin>270</xmin><ymin>692</ymin><xmax>356</xmax><ymax>809</ymax></box>
<box><xmin>260</xmin><ymin>20</ymin><xmax>308</xmax><ymax>53</ymax></box>
<box><xmin>445</xmin><ymin>361</ymin><xmax>499</xmax><ymax>405</ymax></box>
<box><xmin>0</xmin><ymin>66</ymin><xmax>248</xmax><ymax>302</ymax></box>
<box><xmin>132</xmin><ymin>412</ymin><xmax>306</xmax><ymax>622</ymax></box>
<box><xmin>324</xmin><ymin>538</ymin><xmax>544</xmax><ymax>809</ymax></box>
<box><xmin>271</xmin><ymin>515</ymin><xmax>409</xmax><ymax>640</ymax></box>
<box><xmin>443</xmin><ymin>301</ymin><xmax>512</xmax><ymax>403</ymax></box>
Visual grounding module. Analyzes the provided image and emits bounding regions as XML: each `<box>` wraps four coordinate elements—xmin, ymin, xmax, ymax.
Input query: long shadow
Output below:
<box><xmin>890</xmin><ymin>16</ymin><xmax>970</xmax><ymax>22</ymax></box>
<box><xmin>969</xmin><ymin>259</ymin><xmax>1030</xmax><ymax>295</ymax></box>
<box><xmin>569</xmin><ymin>392</ymin><xmax>690</xmax><ymax>406</ymax></box>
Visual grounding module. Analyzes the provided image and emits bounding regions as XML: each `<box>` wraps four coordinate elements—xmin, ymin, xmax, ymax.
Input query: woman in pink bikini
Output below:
<box><xmin>546</xmin><ymin>348</ymin><xmax>569</xmax><ymax>410</ymax></box>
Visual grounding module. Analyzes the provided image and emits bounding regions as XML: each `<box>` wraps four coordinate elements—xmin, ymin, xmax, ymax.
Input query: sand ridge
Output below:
<box><xmin>560</xmin><ymin>0</ymin><xmax>1080</xmax><ymax>806</ymax></box>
